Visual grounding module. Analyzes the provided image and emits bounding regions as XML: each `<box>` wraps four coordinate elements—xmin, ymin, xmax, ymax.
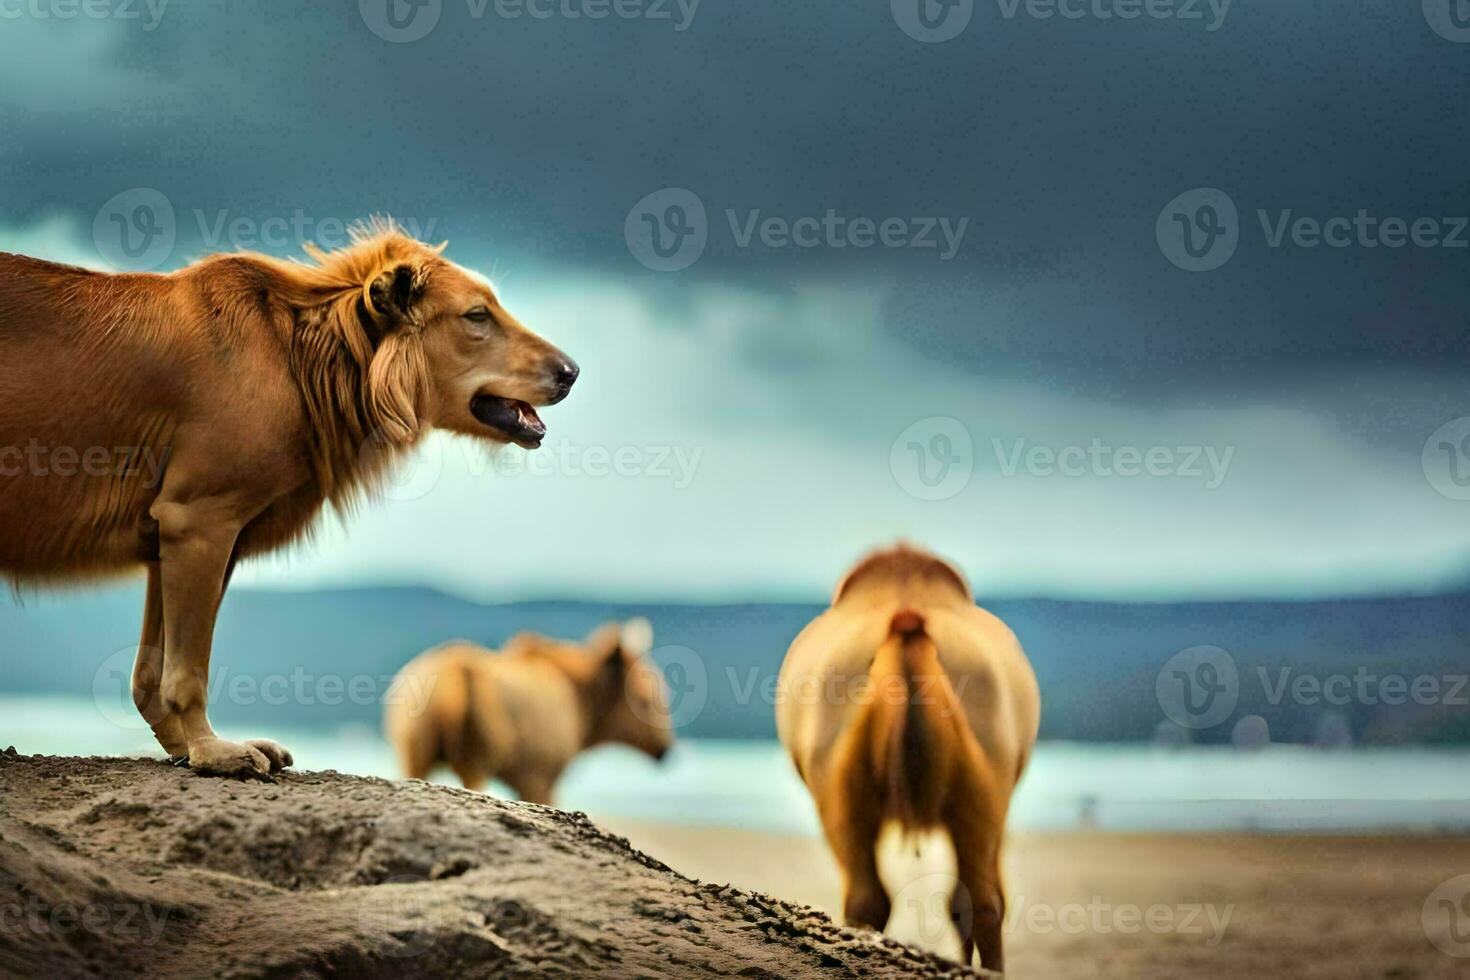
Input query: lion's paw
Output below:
<box><xmin>243</xmin><ymin>739</ymin><xmax>294</xmax><ymax>773</ymax></box>
<box><xmin>187</xmin><ymin>737</ymin><xmax>276</xmax><ymax>780</ymax></box>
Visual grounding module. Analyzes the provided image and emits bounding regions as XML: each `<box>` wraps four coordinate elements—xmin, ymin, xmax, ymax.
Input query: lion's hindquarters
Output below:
<box><xmin>386</xmin><ymin>648</ymin><xmax>481</xmax><ymax>782</ymax></box>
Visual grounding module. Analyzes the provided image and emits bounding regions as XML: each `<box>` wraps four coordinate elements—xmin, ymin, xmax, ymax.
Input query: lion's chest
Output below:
<box><xmin>235</xmin><ymin>485</ymin><xmax>331</xmax><ymax>559</ymax></box>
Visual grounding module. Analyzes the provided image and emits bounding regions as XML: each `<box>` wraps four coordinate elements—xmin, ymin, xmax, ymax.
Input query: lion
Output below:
<box><xmin>775</xmin><ymin>544</ymin><xmax>1040</xmax><ymax>972</ymax></box>
<box><xmin>384</xmin><ymin>619</ymin><xmax>673</xmax><ymax>804</ymax></box>
<box><xmin>0</xmin><ymin>221</ymin><xmax>578</xmax><ymax>778</ymax></box>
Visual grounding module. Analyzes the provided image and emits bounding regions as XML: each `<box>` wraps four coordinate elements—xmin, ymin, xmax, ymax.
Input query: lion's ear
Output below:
<box><xmin>366</xmin><ymin>263</ymin><xmax>421</xmax><ymax>323</ymax></box>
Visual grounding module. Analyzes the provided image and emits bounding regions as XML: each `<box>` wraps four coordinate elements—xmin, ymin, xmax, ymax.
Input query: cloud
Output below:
<box><xmin>234</xmin><ymin>274</ymin><xmax>1470</xmax><ymax>601</ymax></box>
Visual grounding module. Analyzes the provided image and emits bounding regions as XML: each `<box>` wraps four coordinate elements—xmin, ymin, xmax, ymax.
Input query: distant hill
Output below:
<box><xmin>3</xmin><ymin>585</ymin><xmax>1467</xmax><ymax>744</ymax></box>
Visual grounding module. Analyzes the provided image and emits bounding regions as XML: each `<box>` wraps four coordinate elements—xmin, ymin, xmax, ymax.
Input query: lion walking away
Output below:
<box><xmin>775</xmin><ymin>544</ymin><xmax>1040</xmax><ymax>973</ymax></box>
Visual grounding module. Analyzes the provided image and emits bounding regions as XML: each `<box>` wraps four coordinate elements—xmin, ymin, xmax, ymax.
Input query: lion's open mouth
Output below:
<box><xmin>470</xmin><ymin>395</ymin><xmax>547</xmax><ymax>448</ymax></box>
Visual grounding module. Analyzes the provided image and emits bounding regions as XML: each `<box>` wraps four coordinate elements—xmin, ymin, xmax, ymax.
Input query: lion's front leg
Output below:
<box><xmin>154</xmin><ymin>499</ymin><xmax>292</xmax><ymax>779</ymax></box>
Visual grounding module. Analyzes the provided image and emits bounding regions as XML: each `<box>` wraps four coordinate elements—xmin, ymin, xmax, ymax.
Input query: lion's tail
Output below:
<box><xmin>871</xmin><ymin>610</ymin><xmax>961</xmax><ymax>830</ymax></box>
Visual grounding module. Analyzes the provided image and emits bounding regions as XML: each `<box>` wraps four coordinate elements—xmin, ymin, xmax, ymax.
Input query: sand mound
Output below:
<box><xmin>0</xmin><ymin>749</ymin><xmax>986</xmax><ymax>978</ymax></box>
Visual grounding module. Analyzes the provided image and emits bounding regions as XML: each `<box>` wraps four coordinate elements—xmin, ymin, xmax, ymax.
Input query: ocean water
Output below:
<box><xmin>4</xmin><ymin>694</ymin><xmax>1469</xmax><ymax>835</ymax></box>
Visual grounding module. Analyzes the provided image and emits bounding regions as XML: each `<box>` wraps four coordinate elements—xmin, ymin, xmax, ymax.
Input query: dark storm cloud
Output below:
<box><xmin>1</xmin><ymin>0</ymin><xmax>1467</xmax><ymax>396</ymax></box>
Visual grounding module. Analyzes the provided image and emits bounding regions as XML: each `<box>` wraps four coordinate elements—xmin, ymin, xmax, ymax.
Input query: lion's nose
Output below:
<box><xmin>548</xmin><ymin>358</ymin><xmax>579</xmax><ymax>403</ymax></box>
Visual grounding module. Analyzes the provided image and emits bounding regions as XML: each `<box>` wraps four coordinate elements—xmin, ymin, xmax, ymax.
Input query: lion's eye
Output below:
<box><xmin>464</xmin><ymin>307</ymin><xmax>493</xmax><ymax>323</ymax></box>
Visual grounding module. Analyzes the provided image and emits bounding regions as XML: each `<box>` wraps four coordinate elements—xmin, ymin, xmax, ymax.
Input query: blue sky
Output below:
<box><xmin>2</xmin><ymin>2</ymin><xmax>1469</xmax><ymax>601</ymax></box>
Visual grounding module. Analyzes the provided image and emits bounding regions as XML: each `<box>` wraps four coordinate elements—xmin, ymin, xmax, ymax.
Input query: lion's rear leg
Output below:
<box><xmin>453</xmin><ymin>763</ymin><xmax>491</xmax><ymax>793</ymax></box>
<box><xmin>394</xmin><ymin>724</ymin><xmax>441</xmax><ymax>782</ymax></box>
<box><xmin>506</xmin><ymin>772</ymin><xmax>555</xmax><ymax>805</ymax></box>
<box><xmin>819</xmin><ymin>763</ymin><xmax>891</xmax><ymax>933</ymax></box>
<box><xmin>945</xmin><ymin>764</ymin><xmax>1007</xmax><ymax>973</ymax></box>
<box><xmin>131</xmin><ymin>563</ymin><xmax>187</xmax><ymax>759</ymax></box>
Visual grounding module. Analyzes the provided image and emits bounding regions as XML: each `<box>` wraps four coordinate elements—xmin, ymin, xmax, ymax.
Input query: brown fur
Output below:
<box><xmin>385</xmin><ymin>620</ymin><xmax>673</xmax><ymax>805</ymax></box>
<box><xmin>776</xmin><ymin>544</ymin><xmax>1040</xmax><ymax>972</ymax></box>
<box><xmin>0</xmin><ymin>222</ymin><xmax>576</xmax><ymax>777</ymax></box>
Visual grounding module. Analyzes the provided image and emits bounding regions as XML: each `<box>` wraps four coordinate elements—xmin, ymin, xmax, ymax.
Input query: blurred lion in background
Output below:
<box><xmin>776</xmin><ymin>544</ymin><xmax>1040</xmax><ymax>973</ymax></box>
<box><xmin>0</xmin><ymin>221</ymin><xmax>578</xmax><ymax>778</ymax></box>
<box><xmin>386</xmin><ymin>619</ymin><xmax>673</xmax><ymax>804</ymax></box>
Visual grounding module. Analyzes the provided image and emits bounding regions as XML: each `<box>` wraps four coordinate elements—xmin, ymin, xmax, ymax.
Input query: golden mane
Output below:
<box><xmin>243</xmin><ymin>219</ymin><xmax>449</xmax><ymax>510</ymax></box>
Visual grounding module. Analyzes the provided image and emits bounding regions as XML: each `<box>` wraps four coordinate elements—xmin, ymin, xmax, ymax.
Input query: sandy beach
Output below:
<box><xmin>599</xmin><ymin>818</ymin><xmax>1470</xmax><ymax>978</ymax></box>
